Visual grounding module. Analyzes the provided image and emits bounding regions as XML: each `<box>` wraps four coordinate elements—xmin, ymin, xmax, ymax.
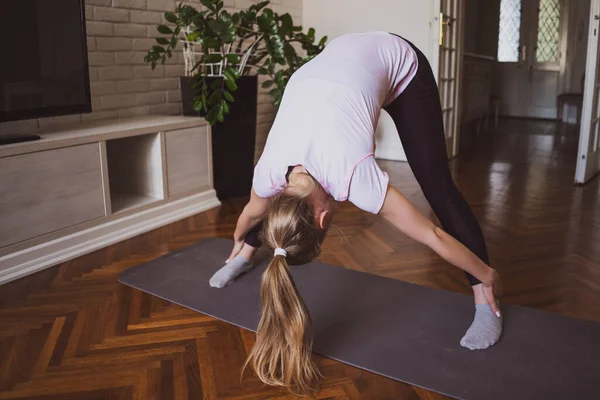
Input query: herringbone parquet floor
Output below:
<box><xmin>1</xmin><ymin>119</ymin><xmax>599</xmax><ymax>399</ymax></box>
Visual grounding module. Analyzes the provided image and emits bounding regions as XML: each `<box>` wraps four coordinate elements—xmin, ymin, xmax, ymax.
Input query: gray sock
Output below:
<box><xmin>460</xmin><ymin>304</ymin><xmax>503</xmax><ymax>350</ymax></box>
<box><xmin>209</xmin><ymin>255</ymin><xmax>253</xmax><ymax>288</ymax></box>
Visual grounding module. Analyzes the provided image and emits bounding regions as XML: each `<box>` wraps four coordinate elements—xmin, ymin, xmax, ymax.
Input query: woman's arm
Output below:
<box><xmin>234</xmin><ymin>188</ymin><xmax>269</xmax><ymax>240</ymax></box>
<box><xmin>378</xmin><ymin>185</ymin><xmax>495</xmax><ymax>286</ymax></box>
<box><xmin>226</xmin><ymin>188</ymin><xmax>270</xmax><ymax>261</ymax></box>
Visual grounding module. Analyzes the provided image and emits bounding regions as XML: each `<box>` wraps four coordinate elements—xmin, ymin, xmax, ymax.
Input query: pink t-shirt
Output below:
<box><xmin>253</xmin><ymin>31</ymin><xmax>418</xmax><ymax>214</ymax></box>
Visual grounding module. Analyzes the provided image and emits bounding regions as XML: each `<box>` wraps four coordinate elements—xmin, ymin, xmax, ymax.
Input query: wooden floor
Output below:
<box><xmin>1</xmin><ymin>119</ymin><xmax>599</xmax><ymax>399</ymax></box>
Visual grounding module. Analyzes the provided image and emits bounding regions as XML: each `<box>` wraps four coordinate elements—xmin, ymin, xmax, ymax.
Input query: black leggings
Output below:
<box><xmin>383</xmin><ymin>37</ymin><xmax>488</xmax><ymax>285</ymax></box>
<box><xmin>246</xmin><ymin>36</ymin><xmax>489</xmax><ymax>286</ymax></box>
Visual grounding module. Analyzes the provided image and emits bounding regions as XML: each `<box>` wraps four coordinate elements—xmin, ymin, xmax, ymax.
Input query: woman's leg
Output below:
<box><xmin>384</xmin><ymin>45</ymin><xmax>487</xmax><ymax>286</ymax></box>
<box><xmin>209</xmin><ymin>222</ymin><xmax>262</xmax><ymax>288</ymax></box>
<box><xmin>384</xmin><ymin>40</ymin><xmax>501</xmax><ymax>349</ymax></box>
<box><xmin>244</xmin><ymin>222</ymin><xmax>263</xmax><ymax>249</ymax></box>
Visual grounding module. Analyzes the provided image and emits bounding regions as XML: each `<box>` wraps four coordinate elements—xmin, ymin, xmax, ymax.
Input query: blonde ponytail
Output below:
<box><xmin>245</xmin><ymin>254</ymin><xmax>320</xmax><ymax>395</ymax></box>
<box><xmin>243</xmin><ymin>191</ymin><xmax>326</xmax><ymax>397</ymax></box>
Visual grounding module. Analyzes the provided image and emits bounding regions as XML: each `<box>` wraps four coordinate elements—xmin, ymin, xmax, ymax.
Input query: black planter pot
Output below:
<box><xmin>180</xmin><ymin>75</ymin><xmax>257</xmax><ymax>201</ymax></box>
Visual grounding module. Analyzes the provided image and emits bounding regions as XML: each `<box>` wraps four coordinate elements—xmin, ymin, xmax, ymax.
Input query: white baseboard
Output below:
<box><xmin>0</xmin><ymin>190</ymin><xmax>221</xmax><ymax>285</ymax></box>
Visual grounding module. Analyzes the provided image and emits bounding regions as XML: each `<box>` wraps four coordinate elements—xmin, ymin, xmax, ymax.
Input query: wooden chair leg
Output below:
<box><xmin>494</xmin><ymin>102</ymin><xmax>499</xmax><ymax>130</ymax></box>
<box><xmin>557</xmin><ymin>98</ymin><xmax>562</xmax><ymax>122</ymax></box>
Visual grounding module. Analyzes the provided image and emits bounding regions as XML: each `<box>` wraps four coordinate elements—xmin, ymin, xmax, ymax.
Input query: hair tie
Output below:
<box><xmin>274</xmin><ymin>248</ymin><xmax>287</xmax><ymax>257</ymax></box>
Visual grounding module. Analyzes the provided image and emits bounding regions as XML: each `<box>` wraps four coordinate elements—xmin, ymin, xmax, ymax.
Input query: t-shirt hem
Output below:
<box><xmin>341</xmin><ymin>152</ymin><xmax>376</xmax><ymax>200</ymax></box>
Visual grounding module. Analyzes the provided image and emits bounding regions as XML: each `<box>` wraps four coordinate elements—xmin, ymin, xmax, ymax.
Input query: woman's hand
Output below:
<box><xmin>226</xmin><ymin>188</ymin><xmax>270</xmax><ymax>263</ymax></box>
<box><xmin>482</xmin><ymin>268</ymin><xmax>502</xmax><ymax>317</ymax></box>
<box><xmin>226</xmin><ymin>238</ymin><xmax>245</xmax><ymax>263</ymax></box>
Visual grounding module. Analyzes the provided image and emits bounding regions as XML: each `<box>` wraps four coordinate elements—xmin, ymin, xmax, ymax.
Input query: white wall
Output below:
<box><xmin>303</xmin><ymin>0</ymin><xmax>436</xmax><ymax>161</ymax></box>
<box><xmin>303</xmin><ymin>0</ymin><xmax>437</xmax><ymax>59</ymax></box>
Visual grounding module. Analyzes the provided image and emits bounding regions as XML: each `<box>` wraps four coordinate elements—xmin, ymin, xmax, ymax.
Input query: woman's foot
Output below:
<box><xmin>460</xmin><ymin>304</ymin><xmax>502</xmax><ymax>350</ymax></box>
<box><xmin>209</xmin><ymin>254</ymin><xmax>254</xmax><ymax>288</ymax></box>
<box><xmin>460</xmin><ymin>284</ymin><xmax>503</xmax><ymax>350</ymax></box>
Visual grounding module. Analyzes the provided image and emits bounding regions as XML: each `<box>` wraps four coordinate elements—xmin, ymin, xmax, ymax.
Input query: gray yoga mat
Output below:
<box><xmin>119</xmin><ymin>238</ymin><xmax>599</xmax><ymax>399</ymax></box>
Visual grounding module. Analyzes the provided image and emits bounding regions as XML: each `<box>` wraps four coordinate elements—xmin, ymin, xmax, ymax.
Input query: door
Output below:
<box><xmin>576</xmin><ymin>0</ymin><xmax>600</xmax><ymax>184</ymax></box>
<box><xmin>498</xmin><ymin>0</ymin><xmax>566</xmax><ymax>119</ymax></box>
<box><xmin>438</xmin><ymin>0</ymin><xmax>464</xmax><ymax>158</ymax></box>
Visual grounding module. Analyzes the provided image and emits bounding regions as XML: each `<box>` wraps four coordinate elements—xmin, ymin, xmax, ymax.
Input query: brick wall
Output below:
<box><xmin>1</xmin><ymin>0</ymin><xmax>303</xmax><ymax>160</ymax></box>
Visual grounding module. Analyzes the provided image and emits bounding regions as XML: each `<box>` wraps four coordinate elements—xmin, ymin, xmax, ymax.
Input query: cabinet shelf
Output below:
<box><xmin>106</xmin><ymin>133</ymin><xmax>164</xmax><ymax>214</ymax></box>
<box><xmin>110</xmin><ymin>193</ymin><xmax>161</xmax><ymax>214</ymax></box>
<box><xmin>0</xmin><ymin>116</ymin><xmax>217</xmax><ymax>285</ymax></box>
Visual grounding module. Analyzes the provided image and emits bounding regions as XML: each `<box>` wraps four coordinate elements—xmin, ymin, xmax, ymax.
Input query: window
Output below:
<box><xmin>535</xmin><ymin>0</ymin><xmax>561</xmax><ymax>63</ymax></box>
<box><xmin>497</xmin><ymin>0</ymin><xmax>522</xmax><ymax>62</ymax></box>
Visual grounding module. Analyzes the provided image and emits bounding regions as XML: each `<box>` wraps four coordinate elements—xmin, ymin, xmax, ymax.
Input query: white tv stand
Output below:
<box><xmin>0</xmin><ymin>116</ymin><xmax>221</xmax><ymax>285</ymax></box>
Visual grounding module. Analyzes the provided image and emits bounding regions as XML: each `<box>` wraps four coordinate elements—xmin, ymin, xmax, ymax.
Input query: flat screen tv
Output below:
<box><xmin>0</xmin><ymin>0</ymin><xmax>91</xmax><ymax>122</ymax></box>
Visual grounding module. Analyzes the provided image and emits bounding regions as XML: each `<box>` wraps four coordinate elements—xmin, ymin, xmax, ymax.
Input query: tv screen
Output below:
<box><xmin>0</xmin><ymin>0</ymin><xmax>91</xmax><ymax>122</ymax></box>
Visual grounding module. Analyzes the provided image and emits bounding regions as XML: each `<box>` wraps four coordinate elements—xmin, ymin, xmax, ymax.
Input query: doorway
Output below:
<box><xmin>460</xmin><ymin>0</ymin><xmax>597</xmax><ymax>183</ymax></box>
<box><xmin>497</xmin><ymin>0</ymin><xmax>567</xmax><ymax>119</ymax></box>
<box><xmin>438</xmin><ymin>0</ymin><xmax>465</xmax><ymax>158</ymax></box>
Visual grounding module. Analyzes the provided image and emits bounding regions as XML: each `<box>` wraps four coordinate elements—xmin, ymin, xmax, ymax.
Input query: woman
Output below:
<box><xmin>209</xmin><ymin>31</ymin><xmax>502</xmax><ymax>396</ymax></box>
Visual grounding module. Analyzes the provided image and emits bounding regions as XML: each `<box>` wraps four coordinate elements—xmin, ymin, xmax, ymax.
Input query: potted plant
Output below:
<box><xmin>144</xmin><ymin>0</ymin><xmax>326</xmax><ymax>200</ymax></box>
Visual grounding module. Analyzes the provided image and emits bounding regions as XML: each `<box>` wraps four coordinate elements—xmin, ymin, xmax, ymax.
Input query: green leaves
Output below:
<box><xmin>143</xmin><ymin>0</ymin><xmax>327</xmax><ymax>126</ymax></box>
<box><xmin>157</xmin><ymin>25</ymin><xmax>172</xmax><ymax>34</ymax></box>
<box><xmin>208</xmin><ymin>20</ymin><xmax>227</xmax><ymax>34</ymax></box>
<box><xmin>205</xmin><ymin>106</ymin><xmax>219</xmax><ymax>124</ymax></box>
<box><xmin>203</xmin><ymin>37</ymin><xmax>220</xmax><ymax>49</ymax></box>
<box><xmin>205</xmin><ymin>53</ymin><xmax>223</xmax><ymax>63</ymax></box>
<box><xmin>208</xmin><ymin>89</ymin><xmax>220</xmax><ymax>105</ymax></box>
<box><xmin>193</xmin><ymin>97</ymin><xmax>203</xmax><ymax>112</ymax></box>
<box><xmin>224</xmin><ymin>78</ymin><xmax>237</xmax><ymax>91</ymax></box>
<box><xmin>202</xmin><ymin>92</ymin><xmax>208</xmax><ymax>110</ymax></box>
<box><xmin>256</xmin><ymin>8</ymin><xmax>275</xmax><ymax>31</ymax></box>
<box><xmin>283</xmin><ymin>42</ymin><xmax>296</xmax><ymax>60</ymax></box>
<box><xmin>164</xmin><ymin>12</ymin><xmax>178</xmax><ymax>24</ymax></box>
<box><xmin>223</xmin><ymin>90</ymin><xmax>234</xmax><ymax>102</ymax></box>
<box><xmin>196</xmin><ymin>74</ymin><xmax>238</xmax><ymax>125</ymax></box>
<box><xmin>144</xmin><ymin>7</ymin><xmax>203</xmax><ymax>73</ymax></box>
<box><xmin>221</xmin><ymin>99</ymin><xmax>230</xmax><ymax>114</ymax></box>
<box><xmin>223</xmin><ymin>66</ymin><xmax>239</xmax><ymax>81</ymax></box>
<box><xmin>186</xmin><ymin>31</ymin><xmax>201</xmax><ymax>42</ymax></box>
<box><xmin>251</xmin><ymin>1</ymin><xmax>270</xmax><ymax>13</ymax></box>
<box><xmin>223</xmin><ymin>67</ymin><xmax>239</xmax><ymax>91</ymax></box>
<box><xmin>178</xmin><ymin>4</ymin><xmax>198</xmax><ymax>25</ymax></box>
<box><xmin>207</xmin><ymin>12</ymin><xmax>237</xmax><ymax>42</ymax></box>
<box><xmin>200</xmin><ymin>0</ymin><xmax>217</xmax><ymax>12</ymax></box>
<box><xmin>280</xmin><ymin>13</ymin><xmax>293</xmax><ymax>35</ymax></box>
<box><xmin>203</xmin><ymin>91</ymin><xmax>229</xmax><ymax>125</ymax></box>
<box><xmin>225</xmin><ymin>54</ymin><xmax>241</xmax><ymax>64</ymax></box>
